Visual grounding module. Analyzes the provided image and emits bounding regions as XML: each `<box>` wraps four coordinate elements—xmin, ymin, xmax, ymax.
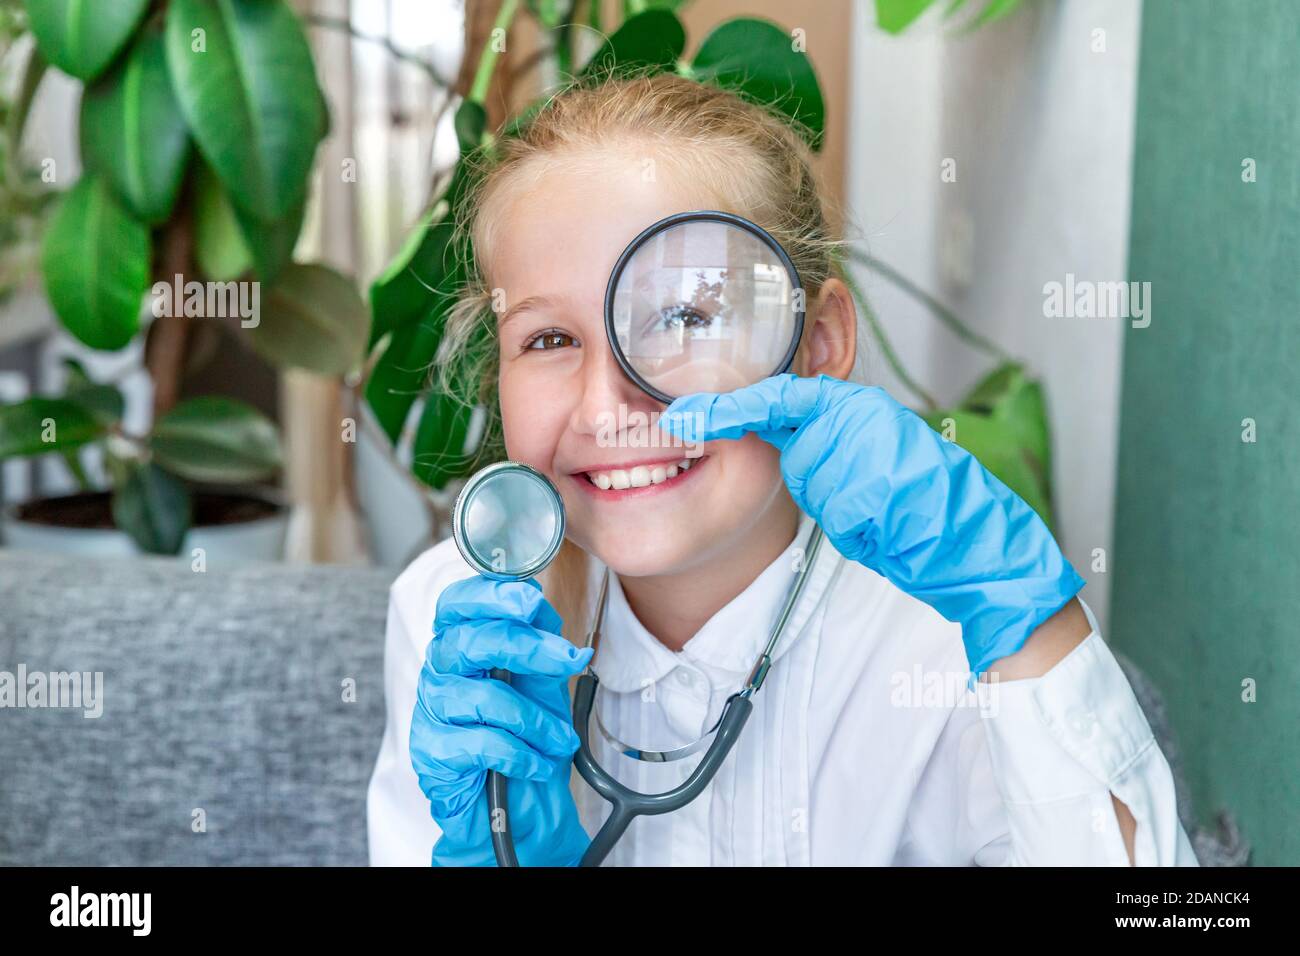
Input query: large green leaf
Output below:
<box><xmin>364</xmin><ymin>314</ymin><xmax>448</xmax><ymax>445</ymax></box>
<box><xmin>251</xmin><ymin>263</ymin><xmax>368</xmax><ymax>376</ymax></box>
<box><xmin>62</xmin><ymin>357</ymin><xmax>126</xmax><ymax>425</ymax></box>
<box><xmin>368</xmin><ymin>193</ymin><xmax>461</xmax><ymax>353</ymax></box>
<box><xmin>192</xmin><ymin>150</ymin><xmax>301</xmax><ymax>285</ymax></box>
<box><xmin>40</xmin><ymin>175</ymin><xmax>151</xmax><ymax>350</ymax></box>
<box><xmin>369</xmin><ymin>101</ymin><xmax>484</xmax><ymax>351</ymax></box>
<box><xmin>411</xmin><ymin>391</ymin><xmax>479</xmax><ymax>490</ymax></box>
<box><xmin>23</xmin><ymin>0</ymin><xmax>150</xmax><ymax>81</ymax></box>
<box><xmin>874</xmin><ymin>0</ymin><xmax>936</xmax><ymax>34</ymax></box>
<box><xmin>876</xmin><ymin>0</ymin><xmax>1021</xmax><ymax>34</ymax></box>
<box><xmin>150</xmin><ymin>396</ymin><xmax>282</xmax><ymax>483</ymax></box>
<box><xmin>922</xmin><ymin>363</ymin><xmax>1054</xmax><ymax>529</ymax></box>
<box><xmin>971</xmin><ymin>0</ymin><xmax>1023</xmax><ymax>29</ymax></box>
<box><xmin>580</xmin><ymin>8</ymin><xmax>686</xmax><ymax>77</ymax></box>
<box><xmin>923</xmin><ymin>408</ymin><xmax>1052</xmax><ymax>528</ymax></box>
<box><xmin>0</xmin><ymin>396</ymin><xmax>106</xmax><ymax>457</ymax></box>
<box><xmin>111</xmin><ymin>461</ymin><xmax>192</xmax><ymax>555</ymax></box>
<box><xmin>164</xmin><ymin>0</ymin><xmax>326</xmax><ymax>222</ymax></box>
<box><xmin>452</xmin><ymin>99</ymin><xmax>487</xmax><ymax>152</ymax></box>
<box><xmin>690</xmin><ymin>18</ymin><xmax>825</xmax><ymax>151</ymax></box>
<box><xmin>193</xmin><ymin>160</ymin><xmax>253</xmax><ymax>281</ymax></box>
<box><xmin>622</xmin><ymin>0</ymin><xmax>690</xmax><ymax>12</ymax></box>
<box><xmin>961</xmin><ymin>363</ymin><xmax>1050</xmax><ymax>473</ymax></box>
<box><xmin>80</xmin><ymin>24</ymin><xmax>192</xmax><ymax>224</ymax></box>
<box><xmin>232</xmin><ymin>196</ymin><xmax>305</xmax><ymax>284</ymax></box>
<box><xmin>366</xmin><ymin>102</ymin><xmax>487</xmax><ymax>451</ymax></box>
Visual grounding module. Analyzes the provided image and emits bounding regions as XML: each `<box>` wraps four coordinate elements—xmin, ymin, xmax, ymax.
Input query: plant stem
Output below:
<box><xmin>4</xmin><ymin>43</ymin><xmax>45</xmax><ymax>194</ymax></box>
<box><xmin>555</xmin><ymin>19</ymin><xmax>573</xmax><ymax>77</ymax></box>
<box><xmin>469</xmin><ymin>0</ymin><xmax>522</xmax><ymax>106</ymax></box>
<box><xmin>845</xmin><ymin>247</ymin><xmax>1010</xmax><ymax>361</ymax></box>
<box><xmin>839</xmin><ymin>260</ymin><xmax>939</xmax><ymax>411</ymax></box>
<box><xmin>146</xmin><ymin>188</ymin><xmax>195</xmax><ymax>420</ymax></box>
<box><xmin>303</xmin><ymin>12</ymin><xmax>450</xmax><ymax>87</ymax></box>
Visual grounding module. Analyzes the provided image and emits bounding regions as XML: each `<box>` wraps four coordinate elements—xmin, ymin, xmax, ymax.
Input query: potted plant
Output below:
<box><xmin>0</xmin><ymin>0</ymin><xmax>368</xmax><ymax>560</ymax></box>
<box><xmin>363</xmin><ymin>0</ymin><xmax>1058</xmax><ymax>532</ymax></box>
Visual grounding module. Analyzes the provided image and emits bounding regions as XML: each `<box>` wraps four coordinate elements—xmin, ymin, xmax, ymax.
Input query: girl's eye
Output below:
<box><xmin>662</xmin><ymin>304</ymin><xmax>711</xmax><ymax>329</ymax></box>
<box><xmin>523</xmin><ymin>329</ymin><xmax>578</xmax><ymax>351</ymax></box>
<box><xmin>641</xmin><ymin>304</ymin><xmax>714</xmax><ymax>337</ymax></box>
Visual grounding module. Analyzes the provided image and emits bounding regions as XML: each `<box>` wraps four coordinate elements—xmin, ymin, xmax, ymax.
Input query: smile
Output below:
<box><xmin>571</xmin><ymin>455</ymin><xmax>708</xmax><ymax>500</ymax></box>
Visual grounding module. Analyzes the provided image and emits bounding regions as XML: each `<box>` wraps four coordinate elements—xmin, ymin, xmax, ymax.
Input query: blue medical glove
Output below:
<box><xmin>409</xmin><ymin>575</ymin><xmax>594</xmax><ymax>866</ymax></box>
<box><xmin>661</xmin><ymin>373</ymin><xmax>1085</xmax><ymax>678</ymax></box>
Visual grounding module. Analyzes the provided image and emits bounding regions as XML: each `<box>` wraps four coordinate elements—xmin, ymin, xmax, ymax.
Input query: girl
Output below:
<box><xmin>366</xmin><ymin>73</ymin><xmax>1197</xmax><ymax>866</ymax></box>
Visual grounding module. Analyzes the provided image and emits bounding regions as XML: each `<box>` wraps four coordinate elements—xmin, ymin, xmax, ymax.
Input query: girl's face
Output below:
<box><xmin>490</xmin><ymin>153</ymin><xmax>793</xmax><ymax>578</ymax></box>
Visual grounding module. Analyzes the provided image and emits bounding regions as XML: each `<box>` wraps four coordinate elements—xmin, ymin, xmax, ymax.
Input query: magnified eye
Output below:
<box><xmin>652</xmin><ymin>304</ymin><xmax>714</xmax><ymax>334</ymax></box>
<box><xmin>524</xmin><ymin>329</ymin><xmax>577</xmax><ymax>351</ymax></box>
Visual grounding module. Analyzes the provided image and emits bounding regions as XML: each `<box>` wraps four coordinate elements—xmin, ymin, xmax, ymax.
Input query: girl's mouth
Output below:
<box><xmin>570</xmin><ymin>455</ymin><xmax>708</xmax><ymax>501</ymax></box>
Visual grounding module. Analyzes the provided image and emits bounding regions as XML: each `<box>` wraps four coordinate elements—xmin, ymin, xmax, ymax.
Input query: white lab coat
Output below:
<box><xmin>367</xmin><ymin>513</ymin><xmax>1199</xmax><ymax>866</ymax></box>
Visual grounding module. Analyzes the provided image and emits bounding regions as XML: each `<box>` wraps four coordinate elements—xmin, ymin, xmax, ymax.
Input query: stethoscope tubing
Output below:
<box><xmin>486</xmin><ymin>524</ymin><xmax>825</xmax><ymax>867</ymax></box>
<box><xmin>571</xmin><ymin>673</ymin><xmax>754</xmax><ymax>866</ymax></box>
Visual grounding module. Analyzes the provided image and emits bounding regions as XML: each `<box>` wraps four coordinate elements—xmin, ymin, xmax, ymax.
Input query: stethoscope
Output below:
<box><xmin>450</xmin><ymin>208</ymin><xmax>813</xmax><ymax>866</ymax></box>
<box><xmin>494</xmin><ymin>516</ymin><xmax>823</xmax><ymax>867</ymax></box>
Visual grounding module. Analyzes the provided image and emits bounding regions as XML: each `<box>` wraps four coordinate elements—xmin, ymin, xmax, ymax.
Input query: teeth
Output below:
<box><xmin>586</xmin><ymin>459</ymin><xmax>696</xmax><ymax>490</ymax></box>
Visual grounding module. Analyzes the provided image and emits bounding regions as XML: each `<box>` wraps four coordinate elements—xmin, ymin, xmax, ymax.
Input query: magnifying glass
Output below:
<box><xmin>605</xmin><ymin>210</ymin><xmax>805</xmax><ymax>403</ymax></box>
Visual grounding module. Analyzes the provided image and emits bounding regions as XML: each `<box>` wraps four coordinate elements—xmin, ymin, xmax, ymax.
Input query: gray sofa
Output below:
<box><xmin>0</xmin><ymin>549</ymin><xmax>397</xmax><ymax>866</ymax></box>
<box><xmin>0</xmin><ymin>549</ymin><xmax>1246</xmax><ymax>866</ymax></box>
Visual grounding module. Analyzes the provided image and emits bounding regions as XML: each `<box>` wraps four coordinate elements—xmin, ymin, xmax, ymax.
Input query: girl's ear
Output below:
<box><xmin>795</xmin><ymin>277</ymin><xmax>857</xmax><ymax>380</ymax></box>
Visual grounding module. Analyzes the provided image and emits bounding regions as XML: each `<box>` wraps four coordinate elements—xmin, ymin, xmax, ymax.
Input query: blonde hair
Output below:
<box><xmin>432</xmin><ymin>71</ymin><xmax>847</xmax><ymax>642</ymax></box>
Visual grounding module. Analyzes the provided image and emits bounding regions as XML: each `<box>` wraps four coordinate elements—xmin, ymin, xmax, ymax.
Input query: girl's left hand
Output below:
<box><xmin>660</xmin><ymin>373</ymin><xmax>1084</xmax><ymax>677</ymax></box>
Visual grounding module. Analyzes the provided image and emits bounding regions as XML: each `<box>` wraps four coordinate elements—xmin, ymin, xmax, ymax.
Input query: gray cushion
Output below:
<box><xmin>0</xmin><ymin>549</ymin><xmax>398</xmax><ymax>866</ymax></box>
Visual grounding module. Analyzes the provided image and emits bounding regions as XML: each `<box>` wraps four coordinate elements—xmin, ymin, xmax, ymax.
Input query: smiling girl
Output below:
<box><xmin>366</xmin><ymin>73</ymin><xmax>1197</xmax><ymax>867</ymax></box>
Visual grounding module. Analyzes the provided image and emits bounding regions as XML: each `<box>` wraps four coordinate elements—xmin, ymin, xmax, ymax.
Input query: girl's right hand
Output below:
<box><xmin>409</xmin><ymin>575</ymin><xmax>594</xmax><ymax>866</ymax></box>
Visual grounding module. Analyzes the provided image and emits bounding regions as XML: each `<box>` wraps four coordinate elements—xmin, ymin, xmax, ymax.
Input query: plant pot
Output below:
<box><xmin>0</xmin><ymin>486</ymin><xmax>289</xmax><ymax>565</ymax></box>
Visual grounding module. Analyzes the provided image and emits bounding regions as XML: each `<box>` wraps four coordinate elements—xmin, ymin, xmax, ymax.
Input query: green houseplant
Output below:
<box><xmin>364</xmin><ymin>0</ymin><xmax>1058</xmax><ymax>530</ymax></box>
<box><xmin>0</xmin><ymin>0</ymin><xmax>368</xmax><ymax>555</ymax></box>
<box><xmin>874</xmin><ymin>0</ymin><xmax>1028</xmax><ymax>35</ymax></box>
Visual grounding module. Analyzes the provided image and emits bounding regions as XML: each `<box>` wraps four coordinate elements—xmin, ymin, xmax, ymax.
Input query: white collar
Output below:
<box><xmin>585</xmin><ymin>514</ymin><xmax>840</xmax><ymax>693</ymax></box>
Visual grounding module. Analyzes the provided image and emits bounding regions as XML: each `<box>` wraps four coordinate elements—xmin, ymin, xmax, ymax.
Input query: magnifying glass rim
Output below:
<box><xmin>603</xmin><ymin>209</ymin><xmax>806</xmax><ymax>405</ymax></box>
<box><xmin>451</xmin><ymin>461</ymin><xmax>567</xmax><ymax>581</ymax></box>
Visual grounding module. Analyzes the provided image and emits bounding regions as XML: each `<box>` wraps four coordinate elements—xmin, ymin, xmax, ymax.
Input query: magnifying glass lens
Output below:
<box><xmin>608</xmin><ymin>216</ymin><xmax>800</xmax><ymax>401</ymax></box>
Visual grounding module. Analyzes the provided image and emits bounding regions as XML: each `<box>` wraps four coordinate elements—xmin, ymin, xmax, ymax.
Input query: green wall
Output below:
<box><xmin>1111</xmin><ymin>0</ymin><xmax>1300</xmax><ymax>865</ymax></box>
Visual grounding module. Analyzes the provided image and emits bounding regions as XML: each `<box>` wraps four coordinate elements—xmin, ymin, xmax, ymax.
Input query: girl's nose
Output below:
<box><xmin>569</xmin><ymin>340</ymin><xmax>661</xmax><ymax>439</ymax></box>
